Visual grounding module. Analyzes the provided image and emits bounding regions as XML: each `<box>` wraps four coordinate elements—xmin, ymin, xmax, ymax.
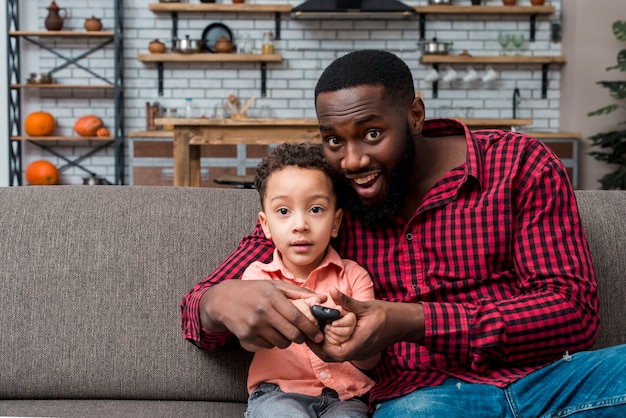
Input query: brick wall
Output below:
<box><xmin>17</xmin><ymin>0</ymin><xmax>562</xmax><ymax>185</ymax></box>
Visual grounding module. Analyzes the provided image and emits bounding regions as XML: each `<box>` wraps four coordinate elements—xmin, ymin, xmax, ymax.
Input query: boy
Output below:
<box><xmin>241</xmin><ymin>143</ymin><xmax>380</xmax><ymax>418</ymax></box>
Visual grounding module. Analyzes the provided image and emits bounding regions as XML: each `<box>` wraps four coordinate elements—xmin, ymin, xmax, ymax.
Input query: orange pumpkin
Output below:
<box><xmin>24</xmin><ymin>111</ymin><xmax>55</xmax><ymax>136</ymax></box>
<box><xmin>96</xmin><ymin>127</ymin><xmax>110</xmax><ymax>137</ymax></box>
<box><xmin>25</xmin><ymin>160</ymin><xmax>59</xmax><ymax>185</ymax></box>
<box><xmin>74</xmin><ymin>115</ymin><xmax>103</xmax><ymax>137</ymax></box>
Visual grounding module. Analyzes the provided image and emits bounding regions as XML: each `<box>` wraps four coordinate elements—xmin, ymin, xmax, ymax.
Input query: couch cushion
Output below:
<box><xmin>0</xmin><ymin>399</ymin><xmax>246</xmax><ymax>417</ymax></box>
<box><xmin>0</xmin><ymin>186</ymin><xmax>258</xmax><ymax>401</ymax></box>
<box><xmin>575</xmin><ymin>190</ymin><xmax>626</xmax><ymax>349</ymax></box>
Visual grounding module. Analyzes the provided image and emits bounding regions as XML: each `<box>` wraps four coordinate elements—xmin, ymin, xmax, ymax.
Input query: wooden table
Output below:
<box><xmin>154</xmin><ymin>118</ymin><xmax>321</xmax><ymax>187</ymax></box>
<box><xmin>155</xmin><ymin>117</ymin><xmax>533</xmax><ymax>187</ymax></box>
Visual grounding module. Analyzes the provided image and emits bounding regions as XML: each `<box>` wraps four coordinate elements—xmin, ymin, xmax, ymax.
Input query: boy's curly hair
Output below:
<box><xmin>254</xmin><ymin>143</ymin><xmax>338</xmax><ymax>208</ymax></box>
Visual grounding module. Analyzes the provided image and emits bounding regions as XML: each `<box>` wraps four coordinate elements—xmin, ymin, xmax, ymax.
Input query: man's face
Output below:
<box><xmin>316</xmin><ymin>85</ymin><xmax>416</xmax><ymax>223</ymax></box>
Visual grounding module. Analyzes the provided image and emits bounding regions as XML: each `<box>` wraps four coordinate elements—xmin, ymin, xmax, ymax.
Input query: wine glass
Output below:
<box><xmin>511</xmin><ymin>33</ymin><xmax>524</xmax><ymax>56</ymax></box>
<box><xmin>497</xmin><ymin>33</ymin><xmax>511</xmax><ymax>56</ymax></box>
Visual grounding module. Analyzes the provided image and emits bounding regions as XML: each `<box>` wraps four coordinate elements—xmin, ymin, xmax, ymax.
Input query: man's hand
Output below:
<box><xmin>307</xmin><ymin>287</ymin><xmax>426</xmax><ymax>362</ymax></box>
<box><xmin>200</xmin><ymin>280</ymin><xmax>326</xmax><ymax>349</ymax></box>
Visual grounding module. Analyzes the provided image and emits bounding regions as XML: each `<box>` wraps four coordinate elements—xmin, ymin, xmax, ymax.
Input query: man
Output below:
<box><xmin>181</xmin><ymin>50</ymin><xmax>626</xmax><ymax>416</ymax></box>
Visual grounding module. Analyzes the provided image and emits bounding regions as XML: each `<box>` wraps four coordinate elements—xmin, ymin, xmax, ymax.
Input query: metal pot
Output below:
<box><xmin>429</xmin><ymin>0</ymin><xmax>452</xmax><ymax>4</ymax></box>
<box><xmin>174</xmin><ymin>35</ymin><xmax>203</xmax><ymax>53</ymax></box>
<box><xmin>82</xmin><ymin>176</ymin><xmax>106</xmax><ymax>185</ymax></box>
<box><xmin>420</xmin><ymin>38</ymin><xmax>452</xmax><ymax>55</ymax></box>
<box><xmin>158</xmin><ymin>0</ymin><xmax>181</xmax><ymax>3</ymax></box>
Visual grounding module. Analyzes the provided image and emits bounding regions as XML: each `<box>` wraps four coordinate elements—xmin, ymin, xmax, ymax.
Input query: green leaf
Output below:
<box><xmin>606</xmin><ymin>63</ymin><xmax>626</xmax><ymax>71</ymax></box>
<box><xmin>613</xmin><ymin>21</ymin><xmax>626</xmax><ymax>42</ymax></box>
<box><xmin>588</xmin><ymin>104</ymin><xmax>619</xmax><ymax>117</ymax></box>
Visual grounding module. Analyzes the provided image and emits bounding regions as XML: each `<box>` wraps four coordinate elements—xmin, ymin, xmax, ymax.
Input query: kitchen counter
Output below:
<box><xmin>143</xmin><ymin>118</ymin><xmax>587</xmax><ymax>188</ymax></box>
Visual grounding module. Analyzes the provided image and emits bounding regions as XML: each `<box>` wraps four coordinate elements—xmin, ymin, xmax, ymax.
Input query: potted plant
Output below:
<box><xmin>588</xmin><ymin>20</ymin><xmax>626</xmax><ymax>189</ymax></box>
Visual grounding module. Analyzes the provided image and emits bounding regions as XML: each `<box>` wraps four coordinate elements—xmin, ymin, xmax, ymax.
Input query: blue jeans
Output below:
<box><xmin>374</xmin><ymin>345</ymin><xmax>626</xmax><ymax>417</ymax></box>
<box><xmin>245</xmin><ymin>382</ymin><xmax>369</xmax><ymax>418</ymax></box>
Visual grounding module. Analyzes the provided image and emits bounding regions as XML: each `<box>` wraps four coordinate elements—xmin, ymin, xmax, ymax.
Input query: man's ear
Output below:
<box><xmin>408</xmin><ymin>97</ymin><xmax>426</xmax><ymax>135</ymax></box>
<box><xmin>331</xmin><ymin>208</ymin><xmax>343</xmax><ymax>238</ymax></box>
<box><xmin>259</xmin><ymin>211</ymin><xmax>272</xmax><ymax>240</ymax></box>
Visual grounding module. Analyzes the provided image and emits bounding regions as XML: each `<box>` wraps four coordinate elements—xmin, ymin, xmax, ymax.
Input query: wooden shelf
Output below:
<box><xmin>128</xmin><ymin>130</ymin><xmax>174</xmax><ymax>138</ymax></box>
<box><xmin>11</xmin><ymin>136</ymin><xmax>114</xmax><ymax>141</ymax></box>
<box><xmin>413</xmin><ymin>5</ymin><xmax>555</xmax><ymax>14</ymax></box>
<box><xmin>148</xmin><ymin>3</ymin><xmax>292</xmax><ymax>13</ymax></box>
<box><xmin>420</xmin><ymin>55</ymin><xmax>567</xmax><ymax>65</ymax></box>
<box><xmin>9</xmin><ymin>30</ymin><xmax>114</xmax><ymax>37</ymax></box>
<box><xmin>11</xmin><ymin>84</ymin><xmax>114</xmax><ymax>89</ymax></box>
<box><xmin>137</xmin><ymin>53</ymin><xmax>283</xmax><ymax>63</ymax></box>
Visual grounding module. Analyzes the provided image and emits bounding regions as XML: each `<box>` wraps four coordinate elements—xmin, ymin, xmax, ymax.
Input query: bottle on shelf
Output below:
<box><xmin>261</xmin><ymin>32</ymin><xmax>275</xmax><ymax>54</ymax></box>
<box><xmin>184</xmin><ymin>97</ymin><xmax>194</xmax><ymax>118</ymax></box>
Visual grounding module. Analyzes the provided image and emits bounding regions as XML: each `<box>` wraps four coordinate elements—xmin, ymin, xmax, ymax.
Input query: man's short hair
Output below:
<box><xmin>314</xmin><ymin>49</ymin><xmax>415</xmax><ymax>111</ymax></box>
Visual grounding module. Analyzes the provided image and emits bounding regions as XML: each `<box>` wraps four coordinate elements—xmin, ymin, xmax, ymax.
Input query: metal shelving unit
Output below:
<box><xmin>6</xmin><ymin>0</ymin><xmax>124</xmax><ymax>185</ymax></box>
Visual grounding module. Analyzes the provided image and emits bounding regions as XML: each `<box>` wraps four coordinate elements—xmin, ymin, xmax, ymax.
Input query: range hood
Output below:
<box><xmin>291</xmin><ymin>0</ymin><xmax>417</xmax><ymax>19</ymax></box>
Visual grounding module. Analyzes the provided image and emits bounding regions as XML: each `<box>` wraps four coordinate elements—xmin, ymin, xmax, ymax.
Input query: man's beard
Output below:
<box><xmin>339</xmin><ymin>127</ymin><xmax>415</xmax><ymax>224</ymax></box>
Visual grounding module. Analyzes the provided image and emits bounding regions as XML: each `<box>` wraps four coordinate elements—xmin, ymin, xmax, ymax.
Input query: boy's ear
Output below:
<box><xmin>259</xmin><ymin>211</ymin><xmax>272</xmax><ymax>239</ymax></box>
<box><xmin>331</xmin><ymin>208</ymin><xmax>343</xmax><ymax>238</ymax></box>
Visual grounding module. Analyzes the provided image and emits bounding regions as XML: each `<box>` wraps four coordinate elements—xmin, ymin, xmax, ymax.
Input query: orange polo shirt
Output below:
<box><xmin>241</xmin><ymin>246</ymin><xmax>375</xmax><ymax>401</ymax></box>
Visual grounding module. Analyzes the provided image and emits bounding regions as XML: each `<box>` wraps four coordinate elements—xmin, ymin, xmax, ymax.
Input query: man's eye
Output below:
<box><xmin>326</xmin><ymin>137</ymin><xmax>342</xmax><ymax>148</ymax></box>
<box><xmin>365</xmin><ymin>130</ymin><xmax>381</xmax><ymax>141</ymax></box>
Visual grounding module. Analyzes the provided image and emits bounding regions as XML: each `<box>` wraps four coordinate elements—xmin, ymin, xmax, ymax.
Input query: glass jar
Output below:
<box><xmin>163</xmin><ymin>108</ymin><xmax>177</xmax><ymax>131</ymax></box>
<box><xmin>261</xmin><ymin>31</ymin><xmax>275</xmax><ymax>54</ymax></box>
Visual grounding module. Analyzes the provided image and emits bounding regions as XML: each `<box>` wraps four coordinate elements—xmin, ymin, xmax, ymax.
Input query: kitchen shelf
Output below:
<box><xmin>144</xmin><ymin>4</ymin><xmax>285</xmax><ymax>98</ymax></box>
<box><xmin>11</xmin><ymin>136</ymin><xmax>114</xmax><ymax>141</ymax></box>
<box><xmin>11</xmin><ymin>84</ymin><xmax>114</xmax><ymax>89</ymax></box>
<box><xmin>137</xmin><ymin>53</ymin><xmax>282</xmax><ymax>63</ymax></box>
<box><xmin>420</xmin><ymin>55</ymin><xmax>567</xmax><ymax>65</ymax></box>
<box><xmin>413</xmin><ymin>5</ymin><xmax>556</xmax><ymax>41</ymax></box>
<box><xmin>148</xmin><ymin>3</ymin><xmax>292</xmax><ymax>13</ymax></box>
<box><xmin>421</xmin><ymin>55</ymin><xmax>567</xmax><ymax>99</ymax></box>
<box><xmin>148</xmin><ymin>3</ymin><xmax>291</xmax><ymax>39</ymax></box>
<box><xmin>6</xmin><ymin>0</ymin><xmax>124</xmax><ymax>186</ymax></box>
<box><xmin>128</xmin><ymin>130</ymin><xmax>174</xmax><ymax>138</ymax></box>
<box><xmin>9</xmin><ymin>30</ymin><xmax>115</xmax><ymax>37</ymax></box>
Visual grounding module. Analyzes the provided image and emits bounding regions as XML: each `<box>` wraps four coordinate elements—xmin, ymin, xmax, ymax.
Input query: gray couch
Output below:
<box><xmin>0</xmin><ymin>186</ymin><xmax>624</xmax><ymax>417</ymax></box>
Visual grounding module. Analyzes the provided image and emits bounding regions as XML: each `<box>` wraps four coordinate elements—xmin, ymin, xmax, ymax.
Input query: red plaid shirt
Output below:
<box><xmin>181</xmin><ymin>119</ymin><xmax>598</xmax><ymax>405</ymax></box>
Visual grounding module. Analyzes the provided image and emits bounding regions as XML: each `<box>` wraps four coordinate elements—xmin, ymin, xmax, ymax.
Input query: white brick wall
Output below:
<box><xmin>16</xmin><ymin>0</ymin><xmax>562</xmax><ymax>185</ymax></box>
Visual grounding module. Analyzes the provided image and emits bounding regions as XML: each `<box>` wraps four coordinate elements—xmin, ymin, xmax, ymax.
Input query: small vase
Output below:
<box><xmin>502</xmin><ymin>0</ymin><xmax>516</xmax><ymax>5</ymax></box>
<box><xmin>530</xmin><ymin>0</ymin><xmax>546</xmax><ymax>5</ymax></box>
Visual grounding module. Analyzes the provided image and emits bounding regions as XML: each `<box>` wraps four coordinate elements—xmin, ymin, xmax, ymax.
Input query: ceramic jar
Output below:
<box><xmin>84</xmin><ymin>16</ymin><xmax>102</xmax><ymax>32</ymax></box>
<box><xmin>148</xmin><ymin>39</ymin><xmax>166</xmax><ymax>54</ymax></box>
<box><xmin>502</xmin><ymin>0</ymin><xmax>517</xmax><ymax>5</ymax></box>
<box><xmin>530</xmin><ymin>0</ymin><xmax>546</xmax><ymax>5</ymax></box>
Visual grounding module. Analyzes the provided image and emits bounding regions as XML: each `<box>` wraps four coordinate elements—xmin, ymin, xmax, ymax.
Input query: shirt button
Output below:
<box><xmin>406</xmin><ymin>233</ymin><xmax>413</xmax><ymax>241</ymax></box>
<box><xmin>320</xmin><ymin>371</ymin><xmax>328</xmax><ymax>379</ymax></box>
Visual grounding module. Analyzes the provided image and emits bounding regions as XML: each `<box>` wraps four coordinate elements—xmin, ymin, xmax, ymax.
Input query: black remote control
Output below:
<box><xmin>311</xmin><ymin>305</ymin><xmax>341</xmax><ymax>332</ymax></box>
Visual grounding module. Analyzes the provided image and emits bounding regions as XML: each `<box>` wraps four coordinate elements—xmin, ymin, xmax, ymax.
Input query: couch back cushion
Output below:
<box><xmin>0</xmin><ymin>187</ymin><xmax>624</xmax><ymax>401</ymax></box>
<box><xmin>0</xmin><ymin>186</ymin><xmax>257</xmax><ymax>401</ymax></box>
<box><xmin>575</xmin><ymin>191</ymin><xmax>626</xmax><ymax>349</ymax></box>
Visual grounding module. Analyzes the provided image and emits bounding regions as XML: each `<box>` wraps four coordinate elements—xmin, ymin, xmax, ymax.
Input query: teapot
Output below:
<box><xmin>84</xmin><ymin>16</ymin><xmax>103</xmax><ymax>32</ymax></box>
<box><xmin>214</xmin><ymin>36</ymin><xmax>234</xmax><ymax>53</ymax></box>
<box><xmin>44</xmin><ymin>1</ymin><xmax>68</xmax><ymax>31</ymax></box>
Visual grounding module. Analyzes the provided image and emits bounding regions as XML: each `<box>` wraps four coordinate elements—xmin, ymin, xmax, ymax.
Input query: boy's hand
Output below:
<box><xmin>323</xmin><ymin>311</ymin><xmax>356</xmax><ymax>346</ymax></box>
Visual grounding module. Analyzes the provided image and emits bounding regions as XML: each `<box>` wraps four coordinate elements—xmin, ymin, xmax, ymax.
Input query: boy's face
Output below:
<box><xmin>259</xmin><ymin>166</ymin><xmax>343</xmax><ymax>280</ymax></box>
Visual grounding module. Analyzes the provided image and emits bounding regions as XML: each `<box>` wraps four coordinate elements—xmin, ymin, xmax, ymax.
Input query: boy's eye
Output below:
<box><xmin>311</xmin><ymin>206</ymin><xmax>322</xmax><ymax>214</ymax></box>
<box><xmin>278</xmin><ymin>208</ymin><xmax>289</xmax><ymax>215</ymax></box>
